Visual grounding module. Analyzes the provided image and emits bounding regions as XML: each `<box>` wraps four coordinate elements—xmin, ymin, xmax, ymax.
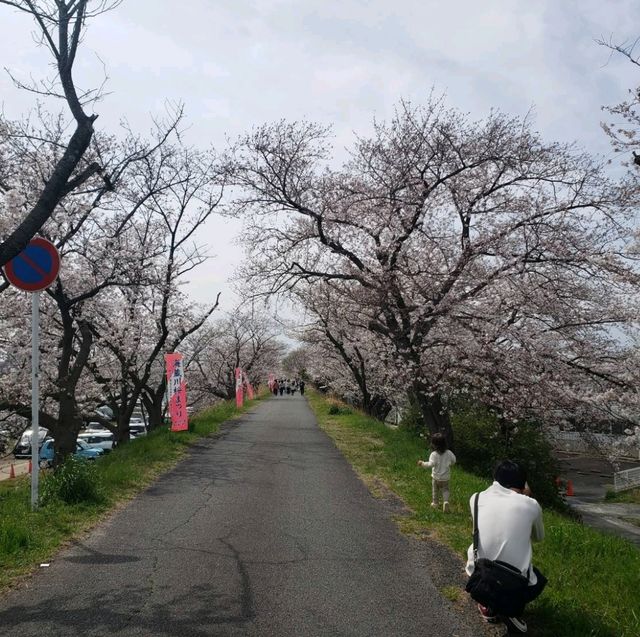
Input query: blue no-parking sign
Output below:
<box><xmin>2</xmin><ymin>236</ymin><xmax>60</xmax><ymax>510</ymax></box>
<box><xmin>2</xmin><ymin>237</ymin><xmax>60</xmax><ymax>291</ymax></box>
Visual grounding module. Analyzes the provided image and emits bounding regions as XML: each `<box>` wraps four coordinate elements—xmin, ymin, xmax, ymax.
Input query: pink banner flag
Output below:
<box><xmin>235</xmin><ymin>367</ymin><xmax>243</xmax><ymax>408</ymax></box>
<box><xmin>242</xmin><ymin>370</ymin><xmax>254</xmax><ymax>400</ymax></box>
<box><xmin>165</xmin><ymin>353</ymin><xmax>189</xmax><ymax>431</ymax></box>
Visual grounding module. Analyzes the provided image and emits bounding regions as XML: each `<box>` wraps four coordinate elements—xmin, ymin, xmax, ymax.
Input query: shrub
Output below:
<box><xmin>328</xmin><ymin>403</ymin><xmax>352</xmax><ymax>416</ymax></box>
<box><xmin>450</xmin><ymin>400</ymin><xmax>564</xmax><ymax>509</ymax></box>
<box><xmin>398</xmin><ymin>400</ymin><xmax>426</xmax><ymax>436</ymax></box>
<box><xmin>41</xmin><ymin>456</ymin><xmax>104</xmax><ymax>506</ymax></box>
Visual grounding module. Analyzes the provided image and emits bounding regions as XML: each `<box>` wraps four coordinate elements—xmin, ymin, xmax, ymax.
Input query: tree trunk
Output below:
<box><xmin>52</xmin><ymin>394</ymin><xmax>82</xmax><ymax>467</ymax></box>
<box><xmin>113</xmin><ymin>413</ymin><xmax>131</xmax><ymax>446</ymax></box>
<box><xmin>411</xmin><ymin>384</ymin><xmax>455</xmax><ymax>451</ymax></box>
<box><xmin>225</xmin><ymin>372</ymin><xmax>236</xmax><ymax>400</ymax></box>
<box><xmin>143</xmin><ymin>390</ymin><xmax>165</xmax><ymax>430</ymax></box>
<box><xmin>362</xmin><ymin>394</ymin><xmax>392</xmax><ymax>422</ymax></box>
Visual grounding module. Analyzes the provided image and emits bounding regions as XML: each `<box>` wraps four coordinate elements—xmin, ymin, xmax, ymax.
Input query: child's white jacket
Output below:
<box><xmin>420</xmin><ymin>450</ymin><xmax>456</xmax><ymax>480</ymax></box>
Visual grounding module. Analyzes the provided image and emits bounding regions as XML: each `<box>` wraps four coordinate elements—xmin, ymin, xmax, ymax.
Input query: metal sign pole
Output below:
<box><xmin>31</xmin><ymin>291</ymin><xmax>40</xmax><ymax>510</ymax></box>
<box><xmin>2</xmin><ymin>237</ymin><xmax>59</xmax><ymax>510</ymax></box>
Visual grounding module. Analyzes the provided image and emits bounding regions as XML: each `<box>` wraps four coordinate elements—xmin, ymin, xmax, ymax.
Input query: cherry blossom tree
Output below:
<box><xmin>67</xmin><ymin>134</ymin><xmax>224</xmax><ymax>446</ymax></box>
<box><xmin>225</xmin><ymin>98</ymin><xmax>640</xmax><ymax>447</ymax></box>
<box><xmin>281</xmin><ymin>347</ymin><xmax>309</xmax><ymax>380</ymax></box>
<box><xmin>0</xmin><ymin>113</ymin><xmax>224</xmax><ymax>460</ymax></box>
<box><xmin>88</xmin><ymin>291</ymin><xmax>219</xmax><ymax>441</ymax></box>
<box><xmin>598</xmin><ymin>35</ymin><xmax>640</xmax><ymax>166</ymax></box>
<box><xmin>0</xmin><ymin>0</ymin><xmax>122</xmax><ymax>267</ymax></box>
<box><xmin>292</xmin><ymin>284</ymin><xmax>397</xmax><ymax>420</ymax></box>
<box><xmin>580</xmin><ymin>35</ymin><xmax>640</xmax><ymax>459</ymax></box>
<box><xmin>187</xmin><ymin>308</ymin><xmax>285</xmax><ymax>403</ymax></box>
<box><xmin>0</xmin><ymin>117</ymin><xmax>138</xmax><ymax>459</ymax></box>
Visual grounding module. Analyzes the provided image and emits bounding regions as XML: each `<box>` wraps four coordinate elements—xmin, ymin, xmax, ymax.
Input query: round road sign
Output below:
<box><xmin>2</xmin><ymin>237</ymin><xmax>61</xmax><ymax>292</ymax></box>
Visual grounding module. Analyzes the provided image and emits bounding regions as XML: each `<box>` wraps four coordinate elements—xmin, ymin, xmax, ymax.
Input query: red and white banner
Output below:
<box><xmin>165</xmin><ymin>353</ymin><xmax>188</xmax><ymax>431</ymax></box>
<box><xmin>235</xmin><ymin>367</ymin><xmax>243</xmax><ymax>408</ymax></box>
<box><xmin>246</xmin><ymin>372</ymin><xmax>254</xmax><ymax>401</ymax></box>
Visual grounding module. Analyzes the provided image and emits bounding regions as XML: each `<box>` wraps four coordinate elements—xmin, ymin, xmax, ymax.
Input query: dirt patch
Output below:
<box><xmin>405</xmin><ymin>531</ymin><xmax>505</xmax><ymax>636</ymax></box>
<box><xmin>366</xmin><ymin>476</ymin><xmax>414</xmax><ymax>514</ymax></box>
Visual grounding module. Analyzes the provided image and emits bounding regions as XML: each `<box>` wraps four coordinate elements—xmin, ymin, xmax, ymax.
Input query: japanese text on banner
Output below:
<box><xmin>165</xmin><ymin>353</ymin><xmax>189</xmax><ymax>431</ymax></box>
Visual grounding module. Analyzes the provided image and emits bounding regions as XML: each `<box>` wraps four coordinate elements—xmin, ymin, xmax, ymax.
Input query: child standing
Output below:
<box><xmin>417</xmin><ymin>432</ymin><xmax>456</xmax><ymax>512</ymax></box>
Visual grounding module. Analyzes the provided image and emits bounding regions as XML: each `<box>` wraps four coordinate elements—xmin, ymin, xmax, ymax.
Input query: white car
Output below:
<box><xmin>82</xmin><ymin>421</ymin><xmax>110</xmax><ymax>432</ymax></box>
<box><xmin>78</xmin><ymin>430</ymin><xmax>116</xmax><ymax>453</ymax></box>
<box><xmin>13</xmin><ymin>427</ymin><xmax>50</xmax><ymax>458</ymax></box>
<box><xmin>127</xmin><ymin>418</ymin><xmax>147</xmax><ymax>438</ymax></box>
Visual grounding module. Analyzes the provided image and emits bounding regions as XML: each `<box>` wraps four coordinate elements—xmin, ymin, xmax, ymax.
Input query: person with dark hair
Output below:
<box><xmin>466</xmin><ymin>460</ymin><xmax>547</xmax><ymax>634</ymax></box>
<box><xmin>493</xmin><ymin>460</ymin><xmax>528</xmax><ymax>491</ymax></box>
<box><xmin>417</xmin><ymin>432</ymin><xmax>456</xmax><ymax>512</ymax></box>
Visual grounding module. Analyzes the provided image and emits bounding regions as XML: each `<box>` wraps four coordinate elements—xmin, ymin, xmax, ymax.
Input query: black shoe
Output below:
<box><xmin>502</xmin><ymin>615</ymin><xmax>527</xmax><ymax>634</ymax></box>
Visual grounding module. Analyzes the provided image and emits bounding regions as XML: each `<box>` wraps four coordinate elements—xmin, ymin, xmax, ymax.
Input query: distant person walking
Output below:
<box><xmin>417</xmin><ymin>432</ymin><xmax>456</xmax><ymax>512</ymax></box>
<box><xmin>272</xmin><ymin>380</ymin><xmax>279</xmax><ymax>396</ymax></box>
<box><xmin>299</xmin><ymin>380</ymin><xmax>305</xmax><ymax>395</ymax></box>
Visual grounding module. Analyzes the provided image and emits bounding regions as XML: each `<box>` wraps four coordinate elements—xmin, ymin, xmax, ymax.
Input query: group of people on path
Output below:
<box><xmin>271</xmin><ymin>378</ymin><xmax>305</xmax><ymax>397</ymax></box>
<box><xmin>418</xmin><ymin>433</ymin><xmax>546</xmax><ymax>635</ymax></box>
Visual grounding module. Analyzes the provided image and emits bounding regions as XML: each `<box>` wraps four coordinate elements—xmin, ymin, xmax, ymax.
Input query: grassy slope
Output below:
<box><xmin>0</xmin><ymin>398</ymin><xmax>255</xmax><ymax>592</ymax></box>
<box><xmin>308</xmin><ymin>392</ymin><xmax>640</xmax><ymax>637</ymax></box>
<box><xmin>606</xmin><ymin>488</ymin><xmax>640</xmax><ymax>505</ymax></box>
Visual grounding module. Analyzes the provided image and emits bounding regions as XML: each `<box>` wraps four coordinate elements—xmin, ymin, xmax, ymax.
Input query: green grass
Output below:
<box><xmin>0</xmin><ymin>397</ymin><xmax>259</xmax><ymax>592</ymax></box>
<box><xmin>307</xmin><ymin>391</ymin><xmax>640</xmax><ymax>637</ymax></box>
<box><xmin>441</xmin><ymin>585</ymin><xmax>462</xmax><ymax>602</ymax></box>
<box><xmin>605</xmin><ymin>487</ymin><xmax>640</xmax><ymax>504</ymax></box>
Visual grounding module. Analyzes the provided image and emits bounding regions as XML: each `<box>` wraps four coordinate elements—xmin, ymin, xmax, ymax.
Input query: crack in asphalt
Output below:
<box><xmin>218</xmin><ymin>535</ymin><xmax>255</xmax><ymax>624</ymax></box>
<box><xmin>121</xmin><ymin>550</ymin><xmax>162</xmax><ymax>629</ymax></box>
<box><xmin>146</xmin><ymin>534</ymin><xmax>400</xmax><ymax>568</ymax></box>
<box><xmin>159</xmin><ymin>484</ymin><xmax>218</xmax><ymax>539</ymax></box>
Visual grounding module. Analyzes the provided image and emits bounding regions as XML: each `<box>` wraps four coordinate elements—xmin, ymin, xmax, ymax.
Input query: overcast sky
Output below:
<box><xmin>1</xmin><ymin>0</ymin><xmax>639</xmax><ymax>313</ymax></box>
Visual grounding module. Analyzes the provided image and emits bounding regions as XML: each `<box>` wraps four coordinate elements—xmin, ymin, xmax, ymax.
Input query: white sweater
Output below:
<box><xmin>419</xmin><ymin>450</ymin><xmax>456</xmax><ymax>480</ymax></box>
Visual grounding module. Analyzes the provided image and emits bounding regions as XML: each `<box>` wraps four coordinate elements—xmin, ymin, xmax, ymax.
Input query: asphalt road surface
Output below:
<box><xmin>0</xmin><ymin>396</ymin><xmax>476</xmax><ymax>637</ymax></box>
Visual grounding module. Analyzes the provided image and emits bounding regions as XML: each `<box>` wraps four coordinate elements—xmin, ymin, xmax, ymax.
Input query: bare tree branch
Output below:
<box><xmin>0</xmin><ymin>0</ymin><xmax>120</xmax><ymax>267</ymax></box>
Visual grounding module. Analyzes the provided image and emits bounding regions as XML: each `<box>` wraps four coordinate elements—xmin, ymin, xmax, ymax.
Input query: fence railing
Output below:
<box><xmin>548</xmin><ymin>430</ymin><xmax>638</xmax><ymax>459</ymax></box>
<box><xmin>613</xmin><ymin>466</ymin><xmax>640</xmax><ymax>493</ymax></box>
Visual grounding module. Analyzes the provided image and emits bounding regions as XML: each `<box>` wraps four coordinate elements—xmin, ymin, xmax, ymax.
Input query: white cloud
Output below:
<box><xmin>1</xmin><ymin>0</ymin><xmax>639</xmax><ymax>309</ymax></box>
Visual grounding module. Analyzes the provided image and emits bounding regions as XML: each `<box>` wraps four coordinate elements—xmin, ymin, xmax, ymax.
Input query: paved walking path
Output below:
<box><xmin>0</xmin><ymin>396</ymin><xmax>476</xmax><ymax>636</ymax></box>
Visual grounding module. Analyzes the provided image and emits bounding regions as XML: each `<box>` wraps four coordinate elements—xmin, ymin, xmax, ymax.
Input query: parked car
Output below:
<box><xmin>78</xmin><ymin>430</ymin><xmax>115</xmax><ymax>453</ymax></box>
<box><xmin>129</xmin><ymin>419</ymin><xmax>147</xmax><ymax>438</ymax></box>
<box><xmin>39</xmin><ymin>439</ymin><xmax>104</xmax><ymax>468</ymax></box>
<box><xmin>95</xmin><ymin>405</ymin><xmax>114</xmax><ymax>421</ymax></box>
<box><xmin>81</xmin><ymin>421</ymin><xmax>110</xmax><ymax>431</ymax></box>
<box><xmin>13</xmin><ymin>427</ymin><xmax>50</xmax><ymax>458</ymax></box>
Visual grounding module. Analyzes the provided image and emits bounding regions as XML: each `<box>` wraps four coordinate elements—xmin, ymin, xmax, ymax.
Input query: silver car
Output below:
<box><xmin>77</xmin><ymin>430</ymin><xmax>116</xmax><ymax>452</ymax></box>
